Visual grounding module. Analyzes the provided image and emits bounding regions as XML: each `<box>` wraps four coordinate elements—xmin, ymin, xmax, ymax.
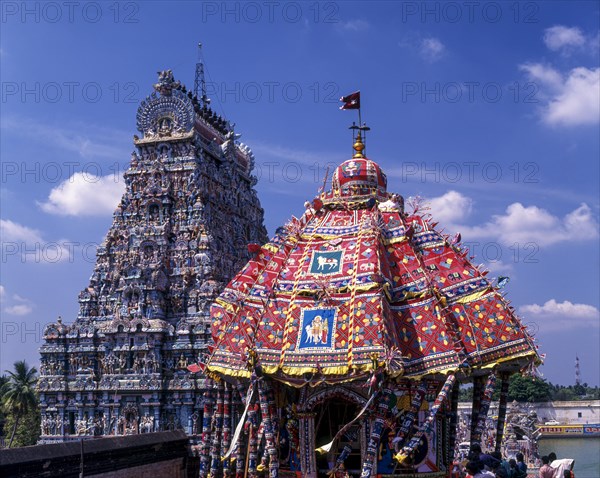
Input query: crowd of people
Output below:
<box><xmin>452</xmin><ymin>445</ymin><xmax>576</xmax><ymax>478</ymax></box>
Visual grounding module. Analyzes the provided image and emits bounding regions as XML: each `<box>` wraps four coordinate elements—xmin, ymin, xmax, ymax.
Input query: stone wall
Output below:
<box><xmin>457</xmin><ymin>400</ymin><xmax>600</xmax><ymax>424</ymax></box>
<box><xmin>532</xmin><ymin>400</ymin><xmax>599</xmax><ymax>424</ymax></box>
<box><xmin>0</xmin><ymin>430</ymin><xmax>197</xmax><ymax>478</ymax></box>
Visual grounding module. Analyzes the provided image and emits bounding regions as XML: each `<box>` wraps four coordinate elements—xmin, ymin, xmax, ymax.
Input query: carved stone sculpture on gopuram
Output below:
<box><xmin>38</xmin><ymin>68</ymin><xmax>268</xmax><ymax>443</ymax></box>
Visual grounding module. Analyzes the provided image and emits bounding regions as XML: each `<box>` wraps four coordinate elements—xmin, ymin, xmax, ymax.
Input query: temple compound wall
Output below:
<box><xmin>0</xmin><ymin>431</ymin><xmax>195</xmax><ymax>477</ymax></box>
<box><xmin>458</xmin><ymin>400</ymin><xmax>600</xmax><ymax>425</ymax></box>
<box><xmin>37</xmin><ymin>70</ymin><xmax>268</xmax><ymax>444</ymax></box>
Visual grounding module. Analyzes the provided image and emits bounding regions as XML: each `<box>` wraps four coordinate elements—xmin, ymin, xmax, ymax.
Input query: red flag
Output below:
<box><xmin>340</xmin><ymin>91</ymin><xmax>360</xmax><ymax>110</ymax></box>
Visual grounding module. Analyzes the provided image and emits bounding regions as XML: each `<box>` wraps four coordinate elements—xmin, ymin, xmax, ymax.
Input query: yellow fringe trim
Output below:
<box><xmin>453</xmin><ymin>289</ymin><xmax>489</xmax><ymax>304</ymax></box>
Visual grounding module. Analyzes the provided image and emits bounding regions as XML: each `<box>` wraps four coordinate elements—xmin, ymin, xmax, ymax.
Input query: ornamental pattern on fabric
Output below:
<box><xmin>206</xmin><ymin>156</ymin><xmax>540</xmax><ymax>384</ymax></box>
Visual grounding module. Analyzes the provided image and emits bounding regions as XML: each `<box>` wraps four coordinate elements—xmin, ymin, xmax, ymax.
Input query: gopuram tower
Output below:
<box><xmin>38</xmin><ymin>69</ymin><xmax>268</xmax><ymax>442</ymax></box>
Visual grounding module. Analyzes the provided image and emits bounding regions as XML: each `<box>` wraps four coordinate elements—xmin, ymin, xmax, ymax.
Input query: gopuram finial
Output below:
<box><xmin>153</xmin><ymin>70</ymin><xmax>180</xmax><ymax>96</ymax></box>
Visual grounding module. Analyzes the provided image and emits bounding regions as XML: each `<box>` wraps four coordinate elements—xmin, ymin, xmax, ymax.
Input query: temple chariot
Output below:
<box><xmin>194</xmin><ymin>120</ymin><xmax>542</xmax><ymax>477</ymax></box>
<box><xmin>36</xmin><ymin>62</ymin><xmax>542</xmax><ymax>477</ymax></box>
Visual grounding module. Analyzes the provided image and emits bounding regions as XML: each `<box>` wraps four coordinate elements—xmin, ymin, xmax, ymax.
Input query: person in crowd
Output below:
<box><xmin>539</xmin><ymin>456</ymin><xmax>554</xmax><ymax>478</ymax></box>
<box><xmin>468</xmin><ymin>443</ymin><xmax>483</xmax><ymax>462</ymax></box>
<box><xmin>514</xmin><ymin>452</ymin><xmax>528</xmax><ymax>478</ymax></box>
<box><xmin>494</xmin><ymin>466</ymin><xmax>509</xmax><ymax>478</ymax></box>
<box><xmin>466</xmin><ymin>460</ymin><xmax>495</xmax><ymax>478</ymax></box>
<box><xmin>491</xmin><ymin>450</ymin><xmax>511</xmax><ymax>477</ymax></box>
<box><xmin>509</xmin><ymin>458</ymin><xmax>518</xmax><ymax>478</ymax></box>
<box><xmin>551</xmin><ymin>458</ymin><xmax>575</xmax><ymax>478</ymax></box>
<box><xmin>469</xmin><ymin>442</ymin><xmax>499</xmax><ymax>471</ymax></box>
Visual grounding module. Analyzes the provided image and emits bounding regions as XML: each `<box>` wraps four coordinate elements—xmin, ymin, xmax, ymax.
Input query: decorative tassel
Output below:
<box><xmin>329</xmin><ymin>428</ymin><xmax>359</xmax><ymax>477</ymax></box>
<box><xmin>316</xmin><ymin>391</ymin><xmax>378</xmax><ymax>454</ymax></box>
<box><xmin>471</xmin><ymin>372</ymin><xmax>497</xmax><ymax>444</ymax></box>
<box><xmin>470</xmin><ymin>375</ymin><xmax>485</xmax><ymax>444</ymax></box>
<box><xmin>210</xmin><ymin>382</ymin><xmax>225</xmax><ymax>475</ymax></box>
<box><xmin>247</xmin><ymin>403</ymin><xmax>260</xmax><ymax>477</ymax></box>
<box><xmin>258</xmin><ymin>379</ymin><xmax>279</xmax><ymax>478</ymax></box>
<box><xmin>360</xmin><ymin>387</ymin><xmax>395</xmax><ymax>478</ymax></box>
<box><xmin>223</xmin><ymin>382</ymin><xmax>255</xmax><ymax>460</ymax></box>
<box><xmin>222</xmin><ymin>383</ymin><xmax>232</xmax><ymax>477</ymax></box>
<box><xmin>395</xmin><ymin>382</ymin><xmax>427</xmax><ymax>450</ymax></box>
<box><xmin>395</xmin><ymin>374</ymin><xmax>456</xmax><ymax>464</ymax></box>
<box><xmin>494</xmin><ymin>372</ymin><xmax>510</xmax><ymax>453</ymax></box>
<box><xmin>199</xmin><ymin>387</ymin><xmax>215</xmax><ymax>477</ymax></box>
<box><xmin>447</xmin><ymin>379</ymin><xmax>460</xmax><ymax>464</ymax></box>
<box><xmin>234</xmin><ymin>382</ymin><xmax>247</xmax><ymax>477</ymax></box>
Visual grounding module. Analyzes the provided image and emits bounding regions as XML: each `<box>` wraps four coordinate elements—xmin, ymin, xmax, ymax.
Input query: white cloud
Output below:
<box><xmin>0</xmin><ymin>219</ymin><xmax>43</xmax><ymax>243</ymax></box>
<box><xmin>338</xmin><ymin>19</ymin><xmax>370</xmax><ymax>32</ymax></box>
<box><xmin>543</xmin><ymin>26</ymin><xmax>586</xmax><ymax>53</ymax></box>
<box><xmin>463</xmin><ymin>202</ymin><xmax>599</xmax><ymax>246</ymax></box>
<box><xmin>545</xmin><ymin>67</ymin><xmax>600</xmax><ymax>126</ymax></box>
<box><xmin>38</xmin><ymin>172</ymin><xmax>124</xmax><ymax>216</ymax></box>
<box><xmin>398</xmin><ymin>34</ymin><xmax>446</xmax><ymax>63</ymax></box>
<box><xmin>420</xmin><ymin>37</ymin><xmax>445</xmax><ymax>62</ymax></box>
<box><xmin>424</xmin><ymin>192</ymin><xmax>599</xmax><ymax>247</ymax></box>
<box><xmin>1</xmin><ymin>288</ymin><xmax>34</xmax><ymax>316</ymax></box>
<box><xmin>522</xmin><ymin>299</ymin><xmax>599</xmax><ymax>318</ymax></box>
<box><xmin>427</xmin><ymin>190</ymin><xmax>472</xmax><ymax>224</ymax></box>
<box><xmin>13</xmin><ymin>294</ymin><xmax>30</xmax><ymax>303</ymax></box>
<box><xmin>4</xmin><ymin>304</ymin><xmax>33</xmax><ymax>316</ymax></box>
<box><xmin>521</xmin><ymin>299</ymin><xmax>599</xmax><ymax>331</ymax></box>
<box><xmin>0</xmin><ymin>219</ymin><xmax>74</xmax><ymax>263</ymax></box>
<box><xmin>485</xmin><ymin>260</ymin><xmax>515</xmax><ymax>276</ymax></box>
<box><xmin>519</xmin><ymin>63</ymin><xmax>563</xmax><ymax>90</ymax></box>
<box><xmin>521</xmin><ymin>63</ymin><xmax>599</xmax><ymax>126</ymax></box>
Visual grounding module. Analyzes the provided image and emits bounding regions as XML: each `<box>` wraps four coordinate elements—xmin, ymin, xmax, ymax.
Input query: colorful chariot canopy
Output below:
<box><xmin>206</xmin><ymin>136</ymin><xmax>540</xmax><ymax>386</ymax></box>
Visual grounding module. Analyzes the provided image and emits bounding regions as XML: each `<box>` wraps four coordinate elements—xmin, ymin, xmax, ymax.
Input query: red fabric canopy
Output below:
<box><xmin>206</xmin><ymin>158</ymin><xmax>539</xmax><ymax>385</ymax></box>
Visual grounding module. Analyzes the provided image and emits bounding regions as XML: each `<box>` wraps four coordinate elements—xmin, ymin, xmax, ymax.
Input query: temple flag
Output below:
<box><xmin>340</xmin><ymin>91</ymin><xmax>360</xmax><ymax>110</ymax></box>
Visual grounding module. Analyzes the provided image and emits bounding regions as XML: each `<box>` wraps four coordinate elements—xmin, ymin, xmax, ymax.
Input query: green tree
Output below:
<box><xmin>1</xmin><ymin>361</ymin><xmax>38</xmax><ymax>447</ymax></box>
<box><xmin>2</xmin><ymin>401</ymin><xmax>41</xmax><ymax>447</ymax></box>
<box><xmin>507</xmin><ymin>374</ymin><xmax>552</xmax><ymax>403</ymax></box>
<box><xmin>0</xmin><ymin>375</ymin><xmax>7</xmax><ymax>438</ymax></box>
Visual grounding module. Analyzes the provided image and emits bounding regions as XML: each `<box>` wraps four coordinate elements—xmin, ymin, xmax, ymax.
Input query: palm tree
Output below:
<box><xmin>1</xmin><ymin>361</ymin><xmax>38</xmax><ymax>447</ymax></box>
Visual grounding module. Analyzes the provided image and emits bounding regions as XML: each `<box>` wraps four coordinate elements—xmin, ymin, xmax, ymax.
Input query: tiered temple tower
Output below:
<box><xmin>38</xmin><ymin>70</ymin><xmax>267</xmax><ymax>442</ymax></box>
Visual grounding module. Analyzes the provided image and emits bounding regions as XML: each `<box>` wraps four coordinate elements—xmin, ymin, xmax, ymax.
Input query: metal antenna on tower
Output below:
<box><xmin>194</xmin><ymin>43</ymin><xmax>209</xmax><ymax>105</ymax></box>
<box><xmin>575</xmin><ymin>355</ymin><xmax>581</xmax><ymax>386</ymax></box>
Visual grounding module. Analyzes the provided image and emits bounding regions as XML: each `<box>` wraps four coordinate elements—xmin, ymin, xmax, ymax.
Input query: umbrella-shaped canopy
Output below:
<box><xmin>206</xmin><ymin>154</ymin><xmax>540</xmax><ymax>385</ymax></box>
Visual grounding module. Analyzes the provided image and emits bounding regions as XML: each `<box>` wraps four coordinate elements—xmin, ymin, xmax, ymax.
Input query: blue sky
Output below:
<box><xmin>1</xmin><ymin>1</ymin><xmax>598</xmax><ymax>385</ymax></box>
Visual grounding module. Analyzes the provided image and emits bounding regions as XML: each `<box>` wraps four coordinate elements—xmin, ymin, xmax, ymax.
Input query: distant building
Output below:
<box><xmin>38</xmin><ymin>69</ymin><xmax>267</xmax><ymax>443</ymax></box>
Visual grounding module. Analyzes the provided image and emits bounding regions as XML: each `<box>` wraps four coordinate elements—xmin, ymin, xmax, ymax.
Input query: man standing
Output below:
<box><xmin>539</xmin><ymin>456</ymin><xmax>554</xmax><ymax>478</ymax></box>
